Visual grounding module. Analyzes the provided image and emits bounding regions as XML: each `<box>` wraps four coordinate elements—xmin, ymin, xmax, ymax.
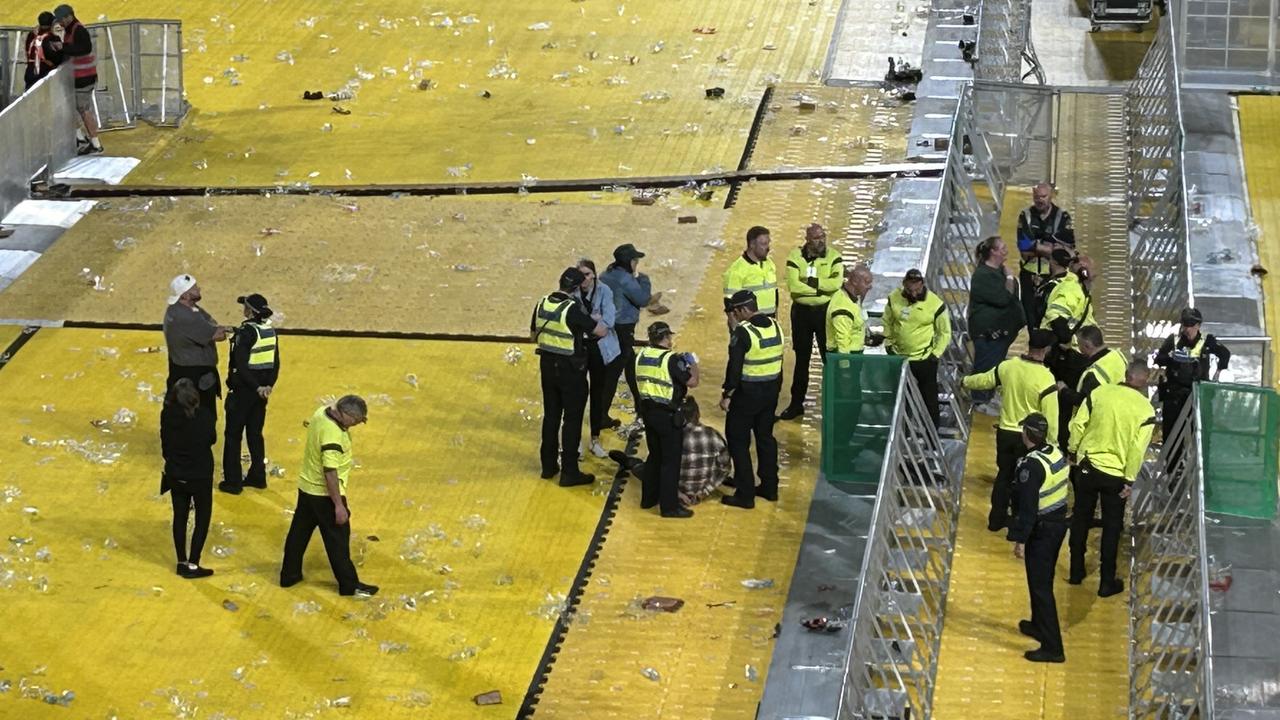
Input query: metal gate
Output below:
<box><xmin>971</xmin><ymin>80</ymin><xmax>1058</xmax><ymax>188</ymax></box>
<box><xmin>0</xmin><ymin>20</ymin><xmax>186</xmax><ymax>127</ymax></box>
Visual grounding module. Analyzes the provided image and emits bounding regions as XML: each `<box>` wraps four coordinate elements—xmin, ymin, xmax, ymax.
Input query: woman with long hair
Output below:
<box><xmin>160</xmin><ymin>377</ymin><xmax>217</xmax><ymax>578</ymax></box>
<box><xmin>577</xmin><ymin>258</ymin><xmax>622</xmax><ymax>457</ymax></box>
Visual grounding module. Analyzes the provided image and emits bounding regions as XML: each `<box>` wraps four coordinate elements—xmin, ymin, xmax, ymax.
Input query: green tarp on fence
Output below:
<box><xmin>1199</xmin><ymin>382</ymin><xmax>1280</xmax><ymax>519</ymax></box>
<box><xmin>821</xmin><ymin>353</ymin><xmax>904</xmax><ymax>487</ymax></box>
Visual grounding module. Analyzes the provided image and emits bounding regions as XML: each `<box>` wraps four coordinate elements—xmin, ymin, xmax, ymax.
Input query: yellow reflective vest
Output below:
<box><xmin>1040</xmin><ymin>272</ymin><xmax>1095</xmax><ymax>345</ymax></box>
<box><xmin>1078</xmin><ymin>347</ymin><xmax>1127</xmax><ymax>394</ymax></box>
<box><xmin>742</xmin><ymin>318</ymin><xmax>784</xmax><ymax>382</ymax></box>
<box><xmin>635</xmin><ymin>347</ymin><xmax>675</xmax><ymax>405</ymax></box>
<box><xmin>534</xmin><ymin>295</ymin><xmax>575</xmax><ymax>355</ymax></box>
<box><xmin>825</xmin><ymin>289</ymin><xmax>866</xmax><ymax>353</ymax></box>
<box><xmin>1026</xmin><ymin>445</ymin><xmax>1070</xmax><ymax>514</ymax></box>
<box><xmin>723</xmin><ymin>254</ymin><xmax>778</xmax><ymax>316</ymax></box>
<box><xmin>245</xmin><ymin>322</ymin><xmax>278</xmax><ymax>371</ymax></box>
<box><xmin>883</xmin><ymin>288</ymin><xmax>951</xmax><ymax>361</ymax></box>
<box><xmin>785</xmin><ymin>247</ymin><xmax>843</xmax><ymax>307</ymax></box>
<box><xmin>1068</xmin><ymin>382</ymin><xmax>1157</xmax><ymax>482</ymax></box>
<box><xmin>962</xmin><ymin>356</ymin><xmax>1059</xmax><ymax>438</ymax></box>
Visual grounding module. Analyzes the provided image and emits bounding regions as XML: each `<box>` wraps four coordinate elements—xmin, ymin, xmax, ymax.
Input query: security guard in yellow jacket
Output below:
<box><xmin>780</xmin><ymin>224</ymin><xmax>843</xmax><ymax>420</ymax></box>
<box><xmin>634</xmin><ymin>321</ymin><xmax>700</xmax><ymax>518</ymax></box>
<box><xmin>1039</xmin><ymin>249</ymin><xmax>1095</xmax><ymax>351</ymax></box>
<box><xmin>883</xmin><ymin>268</ymin><xmax>951</xmax><ymax>429</ymax></box>
<box><xmin>962</xmin><ymin>328</ymin><xmax>1059</xmax><ymax>531</ymax></box>
<box><xmin>220</xmin><ymin>293</ymin><xmax>281</xmax><ymax>495</ymax></box>
<box><xmin>723</xmin><ymin>225</ymin><xmax>778</xmax><ymax>320</ymax></box>
<box><xmin>1067</xmin><ymin>360</ymin><xmax>1156</xmax><ymax>596</ymax></box>
<box><xmin>720</xmin><ymin>290</ymin><xmax>783</xmax><ymax>509</ymax></box>
<box><xmin>1008</xmin><ymin>413</ymin><xmax>1070</xmax><ymax>664</ymax></box>
<box><xmin>826</xmin><ymin>264</ymin><xmax>874</xmax><ymax>354</ymax></box>
<box><xmin>531</xmin><ymin>268</ymin><xmax>606</xmax><ymax>487</ymax></box>
<box><xmin>1056</xmin><ymin>325</ymin><xmax>1126</xmax><ymax>449</ymax></box>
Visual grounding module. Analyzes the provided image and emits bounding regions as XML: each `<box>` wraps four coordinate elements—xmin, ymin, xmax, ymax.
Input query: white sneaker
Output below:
<box><xmin>590</xmin><ymin>439</ymin><xmax>607</xmax><ymax>458</ymax></box>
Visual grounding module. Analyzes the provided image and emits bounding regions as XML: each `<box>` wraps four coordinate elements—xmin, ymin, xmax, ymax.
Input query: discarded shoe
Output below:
<box><xmin>302</xmin><ymin>90</ymin><xmax>324</xmax><ymax>100</ymax></box>
<box><xmin>705</xmin><ymin>87</ymin><xmax>725</xmax><ymax>98</ymax></box>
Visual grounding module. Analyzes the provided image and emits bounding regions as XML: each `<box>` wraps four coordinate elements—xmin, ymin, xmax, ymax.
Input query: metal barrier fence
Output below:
<box><xmin>0</xmin><ymin>20</ymin><xmax>186</xmax><ymax>126</ymax></box>
<box><xmin>0</xmin><ymin>65</ymin><xmax>77</xmax><ymax>221</ymax></box>
<box><xmin>971</xmin><ymin>80</ymin><xmax>1058</xmax><ymax>190</ymax></box>
<box><xmin>1127</xmin><ymin>16</ymin><xmax>1190</xmax><ymax>365</ymax></box>
<box><xmin>1129</xmin><ymin>393</ymin><xmax>1211</xmax><ymax>719</ymax></box>
<box><xmin>975</xmin><ymin>0</ymin><xmax>1035</xmax><ymax>84</ymax></box>
<box><xmin>1177</xmin><ymin>0</ymin><xmax>1280</xmax><ymax>90</ymax></box>
<box><xmin>837</xmin><ymin>364</ymin><xmax>961</xmax><ymax>719</ymax></box>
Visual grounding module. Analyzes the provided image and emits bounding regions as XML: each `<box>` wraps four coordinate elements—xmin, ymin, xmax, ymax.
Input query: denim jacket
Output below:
<box><xmin>600</xmin><ymin>265</ymin><xmax>652</xmax><ymax>326</ymax></box>
<box><xmin>580</xmin><ymin>281</ymin><xmax>621</xmax><ymax>365</ymax></box>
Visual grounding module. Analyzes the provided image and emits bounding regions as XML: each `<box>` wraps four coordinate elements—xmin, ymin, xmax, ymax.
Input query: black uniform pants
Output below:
<box><xmin>223</xmin><ymin>390</ymin><xmax>268</xmax><ymax>487</ymax></box>
<box><xmin>991</xmin><ymin>428</ymin><xmax>1028</xmax><ymax>530</ymax></box>
<box><xmin>909</xmin><ymin>357</ymin><xmax>941</xmax><ymax>429</ymax></box>
<box><xmin>787</xmin><ymin>303</ymin><xmax>828</xmax><ymax>411</ymax></box>
<box><xmin>726</xmin><ymin>380</ymin><xmax>781</xmax><ymax>501</ymax></box>
<box><xmin>540</xmin><ymin>355</ymin><xmax>589</xmax><ymax>480</ymax></box>
<box><xmin>166</xmin><ymin>362</ymin><xmax>220</xmax><ymax>422</ymax></box>
<box><xmin>169</xmin><ymin>478</ymin><xmax>212</xmax><ymax>565</ymax></box>
<box><xmin>1025</xmin><ymin>514</ymin><xmax>1068</xmax><ymax>655</ymax></box>
<box><xmin>586</xmin><ymin>342</ymin><xmax>620</xmax><ymax>437</ymax></box>
<box><xmin>612</xmin><ymin>323</ymin><xmax>641</xmax><ymax>408</ymax></box>
<box><xmin>1162</xmin><ymin>387</ymin><xmax>1191</xmax><ymax>445</ymax></box>
<box><xmin>1069</xmin><ymin>463</ymin><xmax>1128</xmax><ymax>586</ymax></box>
<box><xmin>281</xmin><ymin>490</ymin><xmax>359</xmax><ymax>592</ymax></box>
<box><xmin>639</xmin><ymin>403</ymin><xmax>683</xmax><ymax>513</ymax></box>
<box><xmin>1020</xmin><ymin>269</ymin><xmax>1044</xmax><ymax>328</ymax></box>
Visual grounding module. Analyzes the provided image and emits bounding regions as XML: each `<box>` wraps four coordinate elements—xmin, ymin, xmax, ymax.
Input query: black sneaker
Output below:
<box><xmin>280</xmin><ymin>575</ymin><xmax>303</xmax><ymax>588</ymax></box>
<box><xmin>721</xmin><ymin>495</ymin><xmax>754</xmax><ymax>510</ymax></box>
<box><xmin>179</xmin><ymin>564</ymin><xmax>214</xmax><ymax>579</ymax></box>
<box><xmin>1018</xmin><ymin>620</ymin><xmax>1041</xmax><ymax>640</ymax></box>
<box><xmin>559</xmin><ymin>473</ymin><xmax>595</xmax><ymax>488</ymax></box>
<box><xmin>540</xmin><ymin>467</ymin><xmax>559</xmax><ymax>480</ymax></box>
<box><xmin>217</xmin><ymin>481</ymin><xmax>243</xmax><ymax>495</ymax></box>
<box><xmin>661</xmin><ymin>506</ymin><xmax>693</xmax><ymax>519</ymax></box>
<box><xmin>350</xmin><ymin>582</ymin><xmax>379</xmax><ymax>597</ymax></box>
<box><xmin>1024</xmin><ymin>648</ymin><xmax>1065</xmax><ymax>663</ymax></box>
<box><xmin>242</xmin><ymin>477</ymin><xmax>268</xmax><ymax>489</ymax></box>
<box><xmin>1098</xmin><ymin>580</ymin><xmax>1125</xmax><ymax>598</ymax></box>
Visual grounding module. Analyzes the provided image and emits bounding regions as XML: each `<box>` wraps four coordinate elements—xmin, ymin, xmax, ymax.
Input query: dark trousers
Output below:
<box><xmin>972</xmin><ymin>334</ymin><xmax>1015</xmax><ymax>404</ymax></box>
<box><xmin>586</xmin><ymin>343</ymin><xmax>619</xmax><ymax>437</ymax></box>
<box><xmin>170</xmin><ymin>480</ymin><xmax>212</xmax><ymax>565</ymax></box>
<box><xmin>1069</xmin><ymin>463</ymin><xmax>1128</xmax><ymax>586</ymax></box>
<box><xmin>640</xmin><ymin>403</ymin><xmax>683</xmax><ymax>513</ymax></box>
<box><xmin>613</xmin><ymin>323</ymin><xmax>641</xmax><ymax>407</ymax></box>
<box><xmin>992</xmin><ymin>428</ymin><xmax>1028</xmax><ymax>530</ymax></box>
<box><xmin>166</xmin><ymin>362</ymin><xmax>220</xmax><ymax>421</ymax></box>
<box><xmin>786</xmin><ymin>303</ymin><xmax>828</xmax><ymax>411</ymax></box>
<box><xmin>1162</xmin><ymin>387</ymin><xmax>1190</xmax><ymax>444</ymax></box>
<box><xmin>726</xmin><ymin>381</ymin><xmax>781</xmax><ymax>501</ymax></box>
<box><xmin>281</xmin><ymin>490</ymin><xmax>359</xmax><ymax>592</ymax></box>
<box><xmin>909</xmin><ymin>357</ymin><xmax>941</xmax><ymax>429</ymax></box>
<box><xmin>223</xmin><ymin>390</ymin><xmax>268</xmax><ymax>487</ymax></box>
<box><xmin>540</xmin><ymin>355</ymin><xmax>588</xmax><ymax>480</ymax></box>
<box><xmin>1020</xmin><ymin>269</ymin><xmax>1044</xmax><ymax>328</ymax></box>
<box><xmin>1025</xmin><ymin>514</ymin><xmax>1068</xmax><ymax>655</ymax></box>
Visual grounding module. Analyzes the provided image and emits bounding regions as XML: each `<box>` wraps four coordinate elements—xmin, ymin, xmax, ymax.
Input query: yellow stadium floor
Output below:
<box><xmin>0</xmin><ymin>329</ymin><xmax>606</xmax><ymax>718</ymax></box>
<box><xmin>4</xmin><ymin>0</ymin><xmax>842</xmax><ymax>187</ymax></box>
<box><xmin>1238</xmin><ymin>96</ymin><xmax>1280</xmax><ymax>387</ymax></box>
<box><xmin>931</xmin><ymin>421</ymin><xmax>1130</xmax><ymax>719</ymax></box>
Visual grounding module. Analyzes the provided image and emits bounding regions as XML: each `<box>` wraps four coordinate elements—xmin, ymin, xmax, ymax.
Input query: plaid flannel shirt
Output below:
<box><xmin>680</xmin><ymin>423</ymin><xmax>731</xmax><ymax>502</ymax></box>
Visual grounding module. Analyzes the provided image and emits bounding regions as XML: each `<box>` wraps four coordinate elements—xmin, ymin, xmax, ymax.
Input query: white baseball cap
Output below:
<box><xmin>168</xmin><ymin>274</ymin><xmax>196</xmax><ymax>305</ymax></box>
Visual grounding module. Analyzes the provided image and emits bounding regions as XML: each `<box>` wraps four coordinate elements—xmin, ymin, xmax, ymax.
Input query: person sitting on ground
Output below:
<box><xmin>609</xmin><ymin>397</ymin><xmax>731</xmax><ymax>506</ymax></box>
<box><xmin>160</xmin><ymin>378</ymin><xmax>217</xmax><ymax>579</ymax></box>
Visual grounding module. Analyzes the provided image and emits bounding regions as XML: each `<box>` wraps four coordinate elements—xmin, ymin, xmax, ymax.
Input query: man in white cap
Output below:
<box><xmin>163</xmin><ymin>274</ymin><xmax>228</xmax><ymax>416</ymax></box>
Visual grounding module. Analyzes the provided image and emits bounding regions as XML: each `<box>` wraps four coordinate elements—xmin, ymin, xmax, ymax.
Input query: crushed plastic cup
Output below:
<box><xmin>641</xmin><ymin>667</ymin><xmax>660</xmax><ymax>682</ymax></box>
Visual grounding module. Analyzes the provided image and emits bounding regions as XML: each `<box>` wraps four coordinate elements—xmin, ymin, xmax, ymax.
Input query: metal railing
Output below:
<box><xmin>974</xmin><ymin>0</ymin><xmax>1034</xmax><ymax>84</ymax></box>
<box><xmin>837</xmin><ymin>364</ymin><xmax>962</xmax><ymax>719</ymax></box>
<box><xmin>1129</xmin><ymin>392</ymin><xmax>1212</xmax><ymax>719</ymax></box>
<box><xmin>0</xmin><ymin>20</ymin><xmax>186</xmax><ymax>126</ymax></box>
<box><xmin>1127</xmin><ymin>15</ymin><xmax>1191</xmax><ymax>365</ymax></box>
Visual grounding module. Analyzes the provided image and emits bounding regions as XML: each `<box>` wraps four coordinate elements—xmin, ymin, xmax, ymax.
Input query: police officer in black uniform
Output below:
<box><xmin>720</xmin><ymin>290</ymin><xmax>784</xmax><ymax>509</ymax></box>
<box><xmin>219</xmin><ymin>293</ymin><xmax>281</xmax><ymax>495</ymax></box>
<box><xmin>1018</xmin><ymin>184</ymin><xmax>1075</xmax><ymax>327</ymax></box>
<box><xmin>1008</xmin><ymin>412</ymin><xmax>1070</xmax><ymax>664</ymax></box>
<box><xmin>633</xmin><ymin>322</ymin><xmax>699</xmax><ymax>518</ymax></box>
<box><xmin>1154</xmin><ymin>307</ymin><xmax>1231</xmax><ymax>442</ymax></box>
<box><xmin>531</xmin><ymin>268</ymin><xmax>606</xmax><ymax>487</ymax></box>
